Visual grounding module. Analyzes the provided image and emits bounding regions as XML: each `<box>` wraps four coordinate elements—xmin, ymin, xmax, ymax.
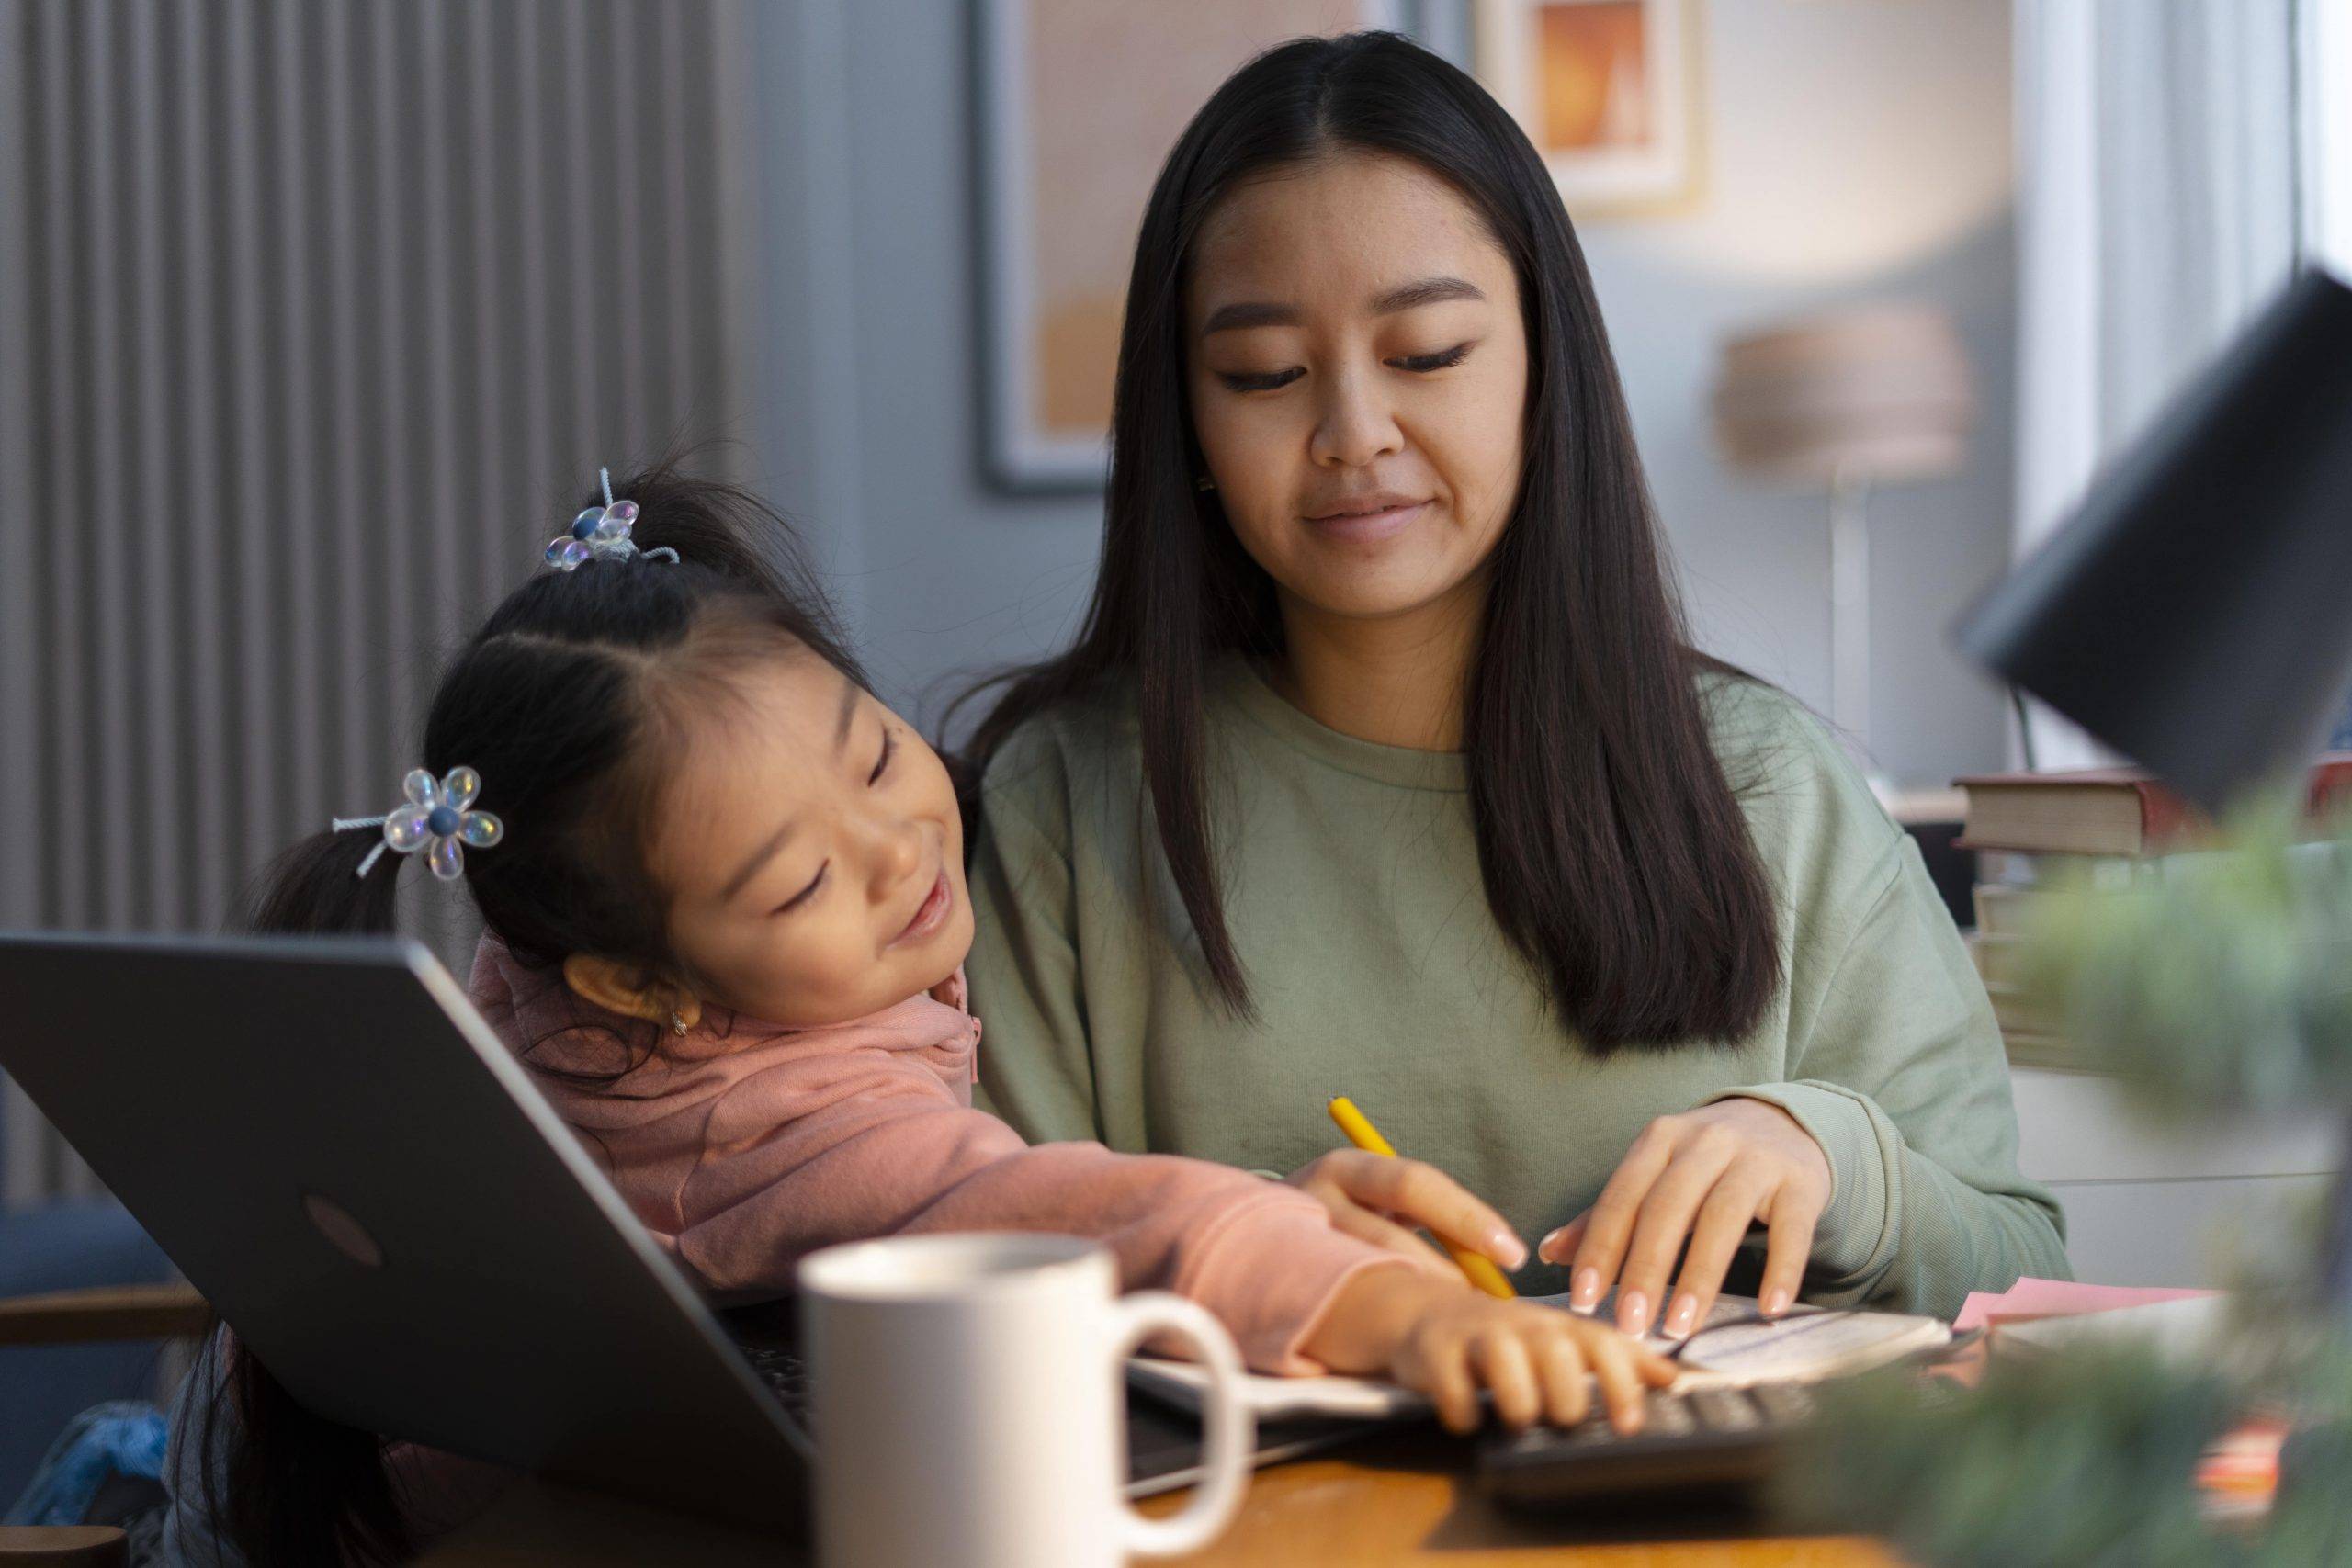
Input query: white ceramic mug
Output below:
<box><xmin>797</xmin><ymin>1233</ymin><xmax>1254</xmax><ymax>1568</ymax></box>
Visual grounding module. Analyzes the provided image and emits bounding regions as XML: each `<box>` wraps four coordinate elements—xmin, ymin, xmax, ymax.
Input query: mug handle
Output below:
<box><xmin>1105</xmin><ymin>1291</ymin><xmax>1256</xmax><ymax>1558</ymax></box>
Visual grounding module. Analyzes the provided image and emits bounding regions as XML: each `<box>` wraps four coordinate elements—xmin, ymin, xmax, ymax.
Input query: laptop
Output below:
<box><xmin>0</xmin><ymin>932</ymin><xmax>1381</xmax><ymax>1535</ymax></box>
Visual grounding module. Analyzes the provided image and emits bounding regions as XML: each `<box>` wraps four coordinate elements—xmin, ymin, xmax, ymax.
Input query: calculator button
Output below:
<box><xmin>1643</xmin><ymin>1392</ymin><xmax>1698</xmax><ymax>1436</ymax></box>
<box><xmin>1689</xmin><ymin>1389</ymin><xmax>1761</xmax><ymax>1430</ymax></box>
<box><xmin>1748</xmin><ymin>1382</ymin><xmax>1818</xmax><ymax>1422</ymax></box>
<box><xmin>1556</xmin><ymin>1415</ymin><xmax>1623</xmax><ymax>1449</ymax></box>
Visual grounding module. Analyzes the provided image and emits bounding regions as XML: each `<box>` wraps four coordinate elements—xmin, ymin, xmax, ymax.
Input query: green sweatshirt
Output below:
<box><xmin>965</xmin><ymin>659</ymin><xmax>2068</xmax><ymax>1315</ymax></box>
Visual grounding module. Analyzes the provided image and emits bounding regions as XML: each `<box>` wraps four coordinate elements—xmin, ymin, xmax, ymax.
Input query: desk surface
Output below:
<box><xmin>421</xmin><ymin>1429</ymin><xmax>1907</xmax><ymax>1566</ymax></box>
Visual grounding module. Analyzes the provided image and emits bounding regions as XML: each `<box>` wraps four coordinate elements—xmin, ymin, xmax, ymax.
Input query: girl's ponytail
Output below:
<box><xmin>246</xmin><ymin>827</ymin><xmax>403</xmax><ymax>935</ymax></box>
<box><xmin>210</xmin><ymin>1334</ymin><xmax>411</xmax><ymax>1567</ymax></box>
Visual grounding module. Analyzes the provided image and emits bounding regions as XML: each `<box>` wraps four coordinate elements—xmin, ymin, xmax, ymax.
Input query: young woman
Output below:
<box><xmin>961</xmin><ymin>32</ymin><xmax>2067</xmax><ymax>1342</ymax></box>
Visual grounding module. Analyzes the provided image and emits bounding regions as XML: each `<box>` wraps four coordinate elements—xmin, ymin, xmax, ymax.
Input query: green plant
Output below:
<box><xmin>2022</xmin><ymin>808</ymin><xmax>2352</xmax><ymax>1118</ymax></box>
<box><xmin>1770</xmin><ymin>810</ymin><xmax>2352</xmax><ymax>1562</ymax></box>
<box><xmin>1775</xmin><ymin>1350</ymin><xmax>2229</xmax><ymax>1568</ymax></box>
<box><xmin>1776</xmin><ymin>1340</ymin><xmax>2352</xmax><ymax>1567</ymax></box>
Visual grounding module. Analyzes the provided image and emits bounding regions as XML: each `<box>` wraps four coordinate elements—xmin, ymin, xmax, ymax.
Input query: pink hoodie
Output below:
<box><xmin>467</xmin><ymin>936</ymin><xmax>1402</xmax><ymax>1372</ymax></box>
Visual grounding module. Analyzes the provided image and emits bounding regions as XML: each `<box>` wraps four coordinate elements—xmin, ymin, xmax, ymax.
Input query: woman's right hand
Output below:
<box><xmin>1303</xmin><ymin>1269</ymin><xmax>1677</xmax><ymax>1433</ymax></box>
<box><xmin>1284</xmin><ymin>1150</ymin><xmax>1528</xmax><ymax>1278</ymax></box>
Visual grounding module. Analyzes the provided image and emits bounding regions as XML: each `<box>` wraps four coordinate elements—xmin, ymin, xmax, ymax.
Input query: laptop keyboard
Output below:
<box><xmin>739</xmin><ymin>1344</ymin><xmax>813</xmax><ymax>1420</ymax></box>
<box><xmin>741</xmin><ymin>1337</ymin><xmax>1402</xmax><ymax>1495</ymax></box>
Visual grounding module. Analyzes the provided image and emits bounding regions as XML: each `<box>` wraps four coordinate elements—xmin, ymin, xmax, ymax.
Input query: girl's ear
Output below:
<box><xmin>561</xmin><ymin>953</ymin><xmax>701</xmax><ymax>1031</ymax></box>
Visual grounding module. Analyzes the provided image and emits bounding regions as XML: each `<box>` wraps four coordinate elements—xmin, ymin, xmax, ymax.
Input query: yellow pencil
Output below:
<box><xmin>1326</xmin><ymin>1096</ymin><xmax>1517</xmax><ymax>1300</ymax></box>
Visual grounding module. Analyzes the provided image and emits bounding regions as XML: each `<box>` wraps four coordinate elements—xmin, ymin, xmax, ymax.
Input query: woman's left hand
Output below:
<box><xmin>1535</xmin><ymin>1098</ymin><xmax>1831</xmax><ymax>1339</ymax></box>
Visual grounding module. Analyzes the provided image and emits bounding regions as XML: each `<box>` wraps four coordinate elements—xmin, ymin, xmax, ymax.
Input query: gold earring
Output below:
<box><xmin>1194</xmin><ymin>473</ymin><xmax>1216</xmax><ymax>492</ymax></box>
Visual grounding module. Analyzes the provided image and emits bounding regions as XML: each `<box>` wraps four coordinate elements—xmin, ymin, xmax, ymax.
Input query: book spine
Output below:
<box><xmin>2306</xmin><ymin>761</ymin><xmax>2352</xmax><ymax>819</ymax></box>
<box><xmin>2131</xmin><ymin>779</ymin><xmax>2201</xmax><ymax>851</ymax></box>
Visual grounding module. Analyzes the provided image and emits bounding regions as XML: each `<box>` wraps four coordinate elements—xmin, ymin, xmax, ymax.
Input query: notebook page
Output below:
<box><xmin>1126</xmin><ymin>1292</ymin><xmax>1939</xmax><ymax>1418</ymax></box>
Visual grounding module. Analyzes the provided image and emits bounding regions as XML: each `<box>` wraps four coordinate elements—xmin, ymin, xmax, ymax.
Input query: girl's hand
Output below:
<box><xmin>1304</xmin><ymin>1269</ymin><xmax>1677</xmax><ymax>1434</ymax></box>
<box><xmin>1284</xmin><ymin>1150</ymin><xmax>1528</xmax><ymax>1278</ymax></box>
<box><xmin>1537</xmin><ymin>1098</ymin><xmax>1831</xmax><ymax>1340</ymax></box>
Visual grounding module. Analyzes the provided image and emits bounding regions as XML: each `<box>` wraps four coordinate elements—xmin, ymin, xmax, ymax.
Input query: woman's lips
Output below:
<box><xmin>1302</xmin><ymin>500</ymin><xmax>1428</xmax><ymax>545</ymax></box>
<box><xmin>892</xmin><ymin>871</ymin><xmax>953</xmax><ymax>947</ymax></box>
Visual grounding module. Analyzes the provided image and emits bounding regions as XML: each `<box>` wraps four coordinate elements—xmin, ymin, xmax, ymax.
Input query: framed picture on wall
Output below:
<box><xmin>974</xmin><ymin>0</ymin><xmax>1414</xmax><ymax>492</ymax></box>
<box><xmin>1470</xmin><ymin>0</ymin><xmax>1700</xmax><ymax>215</ymax></box>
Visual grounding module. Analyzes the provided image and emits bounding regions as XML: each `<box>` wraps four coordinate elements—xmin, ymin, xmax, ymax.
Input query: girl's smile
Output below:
<box><xmin>892</xmin><ymin>869</ymin><xmax>955</xmax><ymax>949</ymax></box>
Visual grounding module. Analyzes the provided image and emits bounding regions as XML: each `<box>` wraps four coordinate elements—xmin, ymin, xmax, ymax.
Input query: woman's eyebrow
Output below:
<box><xmin>1367</xmin><ymin>276</ymin><xmax>1485</xmax><ymax>315</ymax></box>
<box><xmin>1199</xmin><ymin>276</ymin><xmax>1486</xmax><ymax>336</ymax></box>
<box><xmin>1201</xmin><ymin>300</ymin><xmax>1299</xmax><ymax>335</ymax></box>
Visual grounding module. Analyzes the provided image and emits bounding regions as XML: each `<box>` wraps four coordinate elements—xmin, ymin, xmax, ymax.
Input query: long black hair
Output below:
<box><xmin>209</xmin><ymin>457</ymin><xmax>861</xmax><ymax>1566</ymax></box>
<box><xmin>960</xmin><ymin>32</ymin><xmax>1781</xmax><ymax>1053</ymax></box>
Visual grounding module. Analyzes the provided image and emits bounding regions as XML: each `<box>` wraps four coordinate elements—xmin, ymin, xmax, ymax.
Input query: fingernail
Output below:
<box><xmin>1569</xmin><ymin>1267</ymin><xmax>1601</xmax><ymax>1312</ymax></box>
<box><xmin>1616</xmin><ymin>1290</ymin><xmax>1649</xmax><ymax>1336</ymax></box>
<box><xmin>1538</xmin><ymin>1227</ymin><xmax>1566</xmax><ymax>1261</ymax></box>
<box><xmin>1665</xmin><ymin>1294</ymin><xmax>1697</xmax><ymax>1338</ymax></box>
<box><xmin>1490</xmin><ymin>1230</ymin><xmax>1528</xmax><ymax>1269</ymax></box>
<box><xmin>1763</xmin><ymin>1287</ymin><xmax>1792</xmax><ymax>1317</ymax></box>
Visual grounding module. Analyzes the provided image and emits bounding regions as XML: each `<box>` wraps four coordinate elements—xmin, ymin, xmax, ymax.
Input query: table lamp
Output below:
<box><xmin>1711</xmin><ymin>305</ymin><xmax>1976</xmax><ymax>781</ymax></box>
<box><xmin>1957</xmin><ymin>268</ymin><xmax>2352</xmax><ymax>815</ymax></box>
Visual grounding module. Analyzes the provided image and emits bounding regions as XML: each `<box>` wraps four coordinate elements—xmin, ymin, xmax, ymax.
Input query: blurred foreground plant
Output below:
<box><xmin>2023</xmin><ymin>806</ymin><xmax>2352</xmax><ymax>1118</ymax></box>
<box><xmin>1775</xmin><ymin>1342</ymin><xmax>2352</xmax><ymax>1567</ymax></box>
<box><xmin>1771</xmin><ymin>808</ymin><xmax>2352</xmax><ymax>1562</ymax></box>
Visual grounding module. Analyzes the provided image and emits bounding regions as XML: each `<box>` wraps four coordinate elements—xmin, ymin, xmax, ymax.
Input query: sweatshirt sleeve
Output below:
<box><xmin>964</xmin><ymin>728</ymin><xmax>1105</xmax><ymax>1145</ymax></box>
<box><xmin>1707</xmin><ymin>833</ymin><xmax>2072</xmax><ymax>1318</ymax></box>
<box><xmin>674</xmin><ymin>1037</ymin><xmax>1402</xmax><ymax>1373</ymax></box>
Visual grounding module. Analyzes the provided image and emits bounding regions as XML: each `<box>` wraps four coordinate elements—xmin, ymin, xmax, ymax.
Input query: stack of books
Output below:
<box><xmin>1952</xmin><ymin>756</ymin><xmax>2352</xmax><ymax>1070</ymax></box>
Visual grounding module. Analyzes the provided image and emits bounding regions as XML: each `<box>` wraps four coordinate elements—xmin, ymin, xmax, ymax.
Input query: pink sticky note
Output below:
<box><xmin>1953</xmin><ymin>1277</ymin><xmax>2213</xmax><ymax>1333</ymax></box>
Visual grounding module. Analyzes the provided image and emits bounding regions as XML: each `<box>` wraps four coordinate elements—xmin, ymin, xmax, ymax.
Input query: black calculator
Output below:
<box><xmin>1476</xmin><ymin>1380</ymin><xmax>1824</xmax><ymax>1507</ymax></box>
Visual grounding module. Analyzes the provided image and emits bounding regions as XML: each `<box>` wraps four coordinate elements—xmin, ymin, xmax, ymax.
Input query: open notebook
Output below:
<box><xmin>1127</xmin><ymin>1292</ymin><xmax>1950</xmax><ymax>1419</ymax></box>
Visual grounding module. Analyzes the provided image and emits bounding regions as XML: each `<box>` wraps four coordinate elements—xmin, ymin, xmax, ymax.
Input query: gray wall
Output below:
<box><xmin>1577</xmin><ymin>0</ymin><xmax>2018</xmax><ymax>788</ymax></box>
<box><xmin>750</xmin><ymin>0</ymin><xmax>2017</xmax><ymax>787</ymax></box>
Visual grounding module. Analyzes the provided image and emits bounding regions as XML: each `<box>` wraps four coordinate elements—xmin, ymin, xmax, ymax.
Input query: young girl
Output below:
<box><xmin>176</xmin><ymin>463</ymin><xmax>1670</xmax><ymax>1565</ymax></box>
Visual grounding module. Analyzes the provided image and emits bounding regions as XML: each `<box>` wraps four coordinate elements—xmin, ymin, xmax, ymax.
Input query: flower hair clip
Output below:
<box><xmin>545</xmin><ymin>467</ymin><xmax>678</xmax><ymax>571</ymax></box>
<box><xmin>333</xmin><ymin>767</ymin><xmax>505</xmax><ymax>881</ymax></box>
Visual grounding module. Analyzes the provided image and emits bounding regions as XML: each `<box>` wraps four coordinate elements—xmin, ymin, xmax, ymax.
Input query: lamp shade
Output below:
<box><xmin>1710</xmin><ymin>305</ymin><xmax>1975</xmax><ymax>485</ymax></box>
<box><xmin>1956</xmin><ymin>268</ymin><xmax>2352</xmax><ymax>814</ymax></box>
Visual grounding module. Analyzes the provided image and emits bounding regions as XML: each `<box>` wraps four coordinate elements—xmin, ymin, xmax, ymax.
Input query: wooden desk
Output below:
<box><xmin>422</xmin><ymin>1429</ymin><xmax>1905</xmax><ymax>1566</ymax></box>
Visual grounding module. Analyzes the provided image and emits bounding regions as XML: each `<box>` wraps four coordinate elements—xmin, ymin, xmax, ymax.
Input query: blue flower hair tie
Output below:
<box><xmin>333</xmin><ymin>767</ymin><xmax>505</xmax><ymax>881</ymax></box>
<box><xmin>545</xmin><ymin>467</ymin><xmax>679</xmax><ymax>570</ymax></box>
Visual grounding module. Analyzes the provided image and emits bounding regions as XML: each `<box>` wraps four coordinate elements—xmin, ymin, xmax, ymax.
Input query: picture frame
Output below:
<box><xmin>973</xmin><ymin>0</ymin><xmax>1415</xmax><ymax>493</ymax></box>
<box><xmin>1470</xmin><ymin>0</ymin><xmax>1701</xmax><ymax>216</ymax></box>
